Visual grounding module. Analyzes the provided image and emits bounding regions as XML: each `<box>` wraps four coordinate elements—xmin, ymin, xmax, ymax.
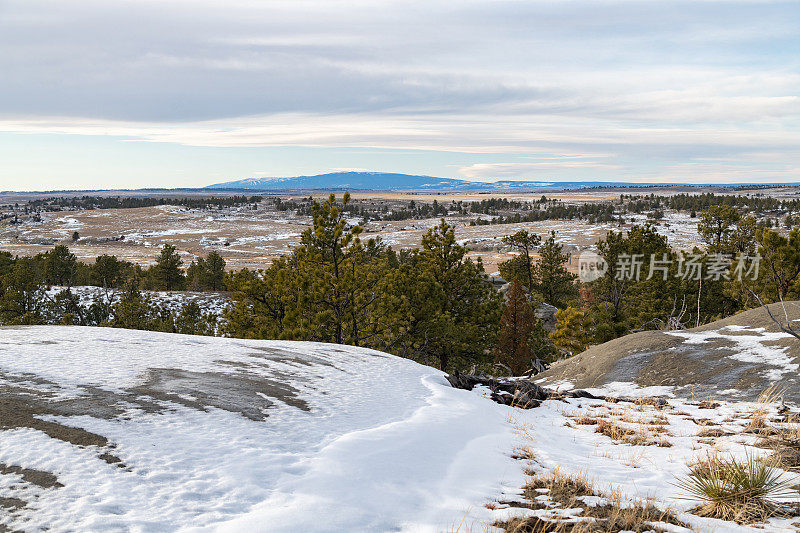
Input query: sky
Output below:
<box><xmin>0</xmin><ymin>0</ymin><xmax>798</xmax><ymax>190</ymax></box>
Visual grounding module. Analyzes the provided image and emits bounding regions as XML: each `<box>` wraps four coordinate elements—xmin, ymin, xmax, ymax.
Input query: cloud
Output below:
<box><xmin>459</xmin><ymin>161</ymin><xmax>624</xmax><ymax>181</ymax></box>
<box><xmin>1</xmin><ymin>111</ymin><xmax>796</xmax><ymax>156</ymax></box>
<box><xmin>0</xmin><ymin>0</ymin><xmax>798</xmax><ymax>185</ymax></box>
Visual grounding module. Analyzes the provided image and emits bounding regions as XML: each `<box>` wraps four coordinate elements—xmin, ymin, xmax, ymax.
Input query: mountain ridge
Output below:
<box><xmin>206</xmin><ymin>171</ymin><xmax>662</xmax><ymax>191</ymax></box>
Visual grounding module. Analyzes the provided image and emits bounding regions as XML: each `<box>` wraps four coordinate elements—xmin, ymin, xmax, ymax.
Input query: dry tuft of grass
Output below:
<box><xmin>746</xmin><ymin>385</ymin><xmax>785</xmax><ymax>433</ymax></box>
<box><xmin>511</xmin><ymin>447</ymin><xmax>536</xmax><ymax>461</ymax></box>
<box><xmin>521</xmin><ymin>470</ymin><xmax>595</xmax><ymax>503</ymax></box>
<box><xmin>497</xmin><ymin>471</ymin><xmax>688</xmax><ymax>532</ymax></box>
<box><xmin>595</xmin><ymin>419</ymin><xmax>636</xmax><ymax>441</ymax></box>
<box><xmin>594</xmin><ymin>418</ymin><xmax>668</xmax><ymax>446</ymax></box>
<box><xmin>676</xmin><ymin>452</ymin><xmax>796</xmax><ymax>524</ymax></box>
<box><xmin>697</xmin><ymin>428</ymin><xmax>732</xmax><ymax>438</ymax></box>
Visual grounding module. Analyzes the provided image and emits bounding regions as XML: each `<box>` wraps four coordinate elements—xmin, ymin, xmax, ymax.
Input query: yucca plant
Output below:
<box><xmin>676</xmin><ymin>452</ymin><xmax>796</xmax><ymax>523</ymax></box>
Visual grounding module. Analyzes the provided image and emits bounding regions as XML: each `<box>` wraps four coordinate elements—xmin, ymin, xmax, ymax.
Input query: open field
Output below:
<box><xmin>0</xmin><ymin>188</ymin><xmax>712</xmax><ymax>274</ymax></box>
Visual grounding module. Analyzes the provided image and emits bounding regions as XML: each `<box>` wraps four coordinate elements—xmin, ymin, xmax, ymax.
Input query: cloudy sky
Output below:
<box><xmin>0</xmin><ymin>0</ymin><xmax>798</xmax><ymax>190</ymax></box>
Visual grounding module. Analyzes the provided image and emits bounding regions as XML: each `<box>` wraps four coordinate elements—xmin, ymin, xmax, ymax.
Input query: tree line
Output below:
<box><xmin>19</xmin><ymin>195</ymin><xmax>263</xmax><ymax>212</ymax></box>
<box><xmin>2</xmin><ymin>194</ymin><xmax>799</xmax><ymax>375</ymax></box>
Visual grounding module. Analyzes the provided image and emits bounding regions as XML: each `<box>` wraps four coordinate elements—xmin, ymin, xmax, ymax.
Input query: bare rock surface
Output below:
<box><xmin>536</xmin><ymin>302</ymin><xmax>800</xmax><ymax>402</ymax></box>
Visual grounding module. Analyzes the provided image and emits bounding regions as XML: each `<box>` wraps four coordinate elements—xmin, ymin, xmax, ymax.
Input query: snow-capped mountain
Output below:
<box><xmin>206</xmin><ymin>171</ymin><xmax>644</xmax><ymax>191</ymax></box>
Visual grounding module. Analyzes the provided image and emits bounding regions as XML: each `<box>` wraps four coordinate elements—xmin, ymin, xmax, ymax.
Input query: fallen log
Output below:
<box><xmin>445</xmin><ymin>370</ymin><xmax>601</xmax><ymax>409</ymax></box>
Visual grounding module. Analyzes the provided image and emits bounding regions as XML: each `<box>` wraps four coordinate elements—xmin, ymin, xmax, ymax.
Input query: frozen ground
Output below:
<box><xmin>43</xmin><ymin>286</ymin><xmax>230</xmax><ymax>318</ymax></box>
<box><xmin>1</xmin><ymin>326</ymin><xmax>800</xmax><ymax>531</ymax></box>
<box><xmin>490</xmin><ymin>386</ymin><xmax>800</xmax><ymax>532</ymax></box>
<box><xmin>0</xmin><ymin>326</ymin><xmax>530</xmax><ymax>532</ymax></box>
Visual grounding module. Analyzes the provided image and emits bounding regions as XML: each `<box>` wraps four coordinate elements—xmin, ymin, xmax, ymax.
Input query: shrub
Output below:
<box><xmin>676</xmin><ymin>452</ymin><xmax>795</xmax><ymax>523</ymax></box>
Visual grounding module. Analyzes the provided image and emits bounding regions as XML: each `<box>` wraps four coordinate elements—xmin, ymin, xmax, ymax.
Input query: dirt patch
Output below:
<box><xmin>0</xmin><ymin>464</ymin><xmax>62</xmax><ymax>489</ymax></box>
<box><xmin>0</xmin><ymin>497</ymin><xmax>26</xmax><ymax>510</ymax></box>
<box><xmin>0</xmin><ymin>396</ymin><xmax>108</xmax><ymax>447</ymax></box>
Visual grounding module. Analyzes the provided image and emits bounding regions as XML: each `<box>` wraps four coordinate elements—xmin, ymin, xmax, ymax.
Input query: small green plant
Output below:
<box><xmin>676</xmin><ymin>452</ymin><xmax>795</xmax><ymax>523</ymax></box>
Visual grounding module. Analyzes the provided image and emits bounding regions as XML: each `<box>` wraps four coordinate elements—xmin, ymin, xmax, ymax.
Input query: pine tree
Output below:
<box><xmin>400</xmin><ymin>219</ymin><xmax>502</xmax><ymax>370</ymax></box>
<box><xmin>0</xmin><ymin>257</ymin><xmax>46</xmax><ymax>324</ymax></box>
<box><xmin>149</xmin><ymin>244</ymin><xmax>185</xmax><ymax>290</ymax></box>
<box><xmin>499</xmin><ymin>230</ymin><xmax>540</xmax><ymax>292</ymax></box>
<box><xmin>187</xmin><ymin>251</ymin><xmax>226</xmax><ymax>291</ymax></box>
<box><xmin>44</xmin><ymin>245</ymin><xmax>77</xmax><ymax>286</ymax></box>
<box><xmin>698</xmin><ymin>204</ymin><xmax>740</xmax><ymax>252</ymax></box>
<box><xmin>91</xmin><ymin>255</ymin><xmax>133</xmax><ymax>289</ymax></box>
<box><xmin>494</xmin><ymin>279</ymin><xmax>536</xmax><ymax>375</ymax></box>
<box><xmin>534</xmin><ymin>231</ymin><xmax>577</xmax><ymax>308</ymax></box>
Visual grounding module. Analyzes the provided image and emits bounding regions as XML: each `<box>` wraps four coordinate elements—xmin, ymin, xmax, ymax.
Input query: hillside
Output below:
<box><xmin>206</xmin><ymin>172</ymin><xmax>640</xmax><ymax>191</ymax></box>
<box><xmin>536</xmin><ymin>302</ymin><xmax>800</xmax><ymax>402</ymax></box>
<box><xmin>5</xmin><ymin>326</ymin><xmax>800</xmax><ymax>531</ymax></box>
<box><xmin>0</xmin><ymin>326</ymin><xmax>528</xmax><ymax>532</ymax></box>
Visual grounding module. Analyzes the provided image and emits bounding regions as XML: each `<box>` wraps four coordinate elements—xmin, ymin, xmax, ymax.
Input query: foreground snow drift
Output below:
<box><xmin>0</xmin><ymin>326</ymin><xmax>526</xmax><ymax>532</ymax></box>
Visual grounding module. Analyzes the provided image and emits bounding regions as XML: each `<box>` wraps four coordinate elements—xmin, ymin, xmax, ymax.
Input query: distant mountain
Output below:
<box><xmin>206</xmin><ymin>172</ymin><xmax>654</xmax><ymax>191</ymax></box>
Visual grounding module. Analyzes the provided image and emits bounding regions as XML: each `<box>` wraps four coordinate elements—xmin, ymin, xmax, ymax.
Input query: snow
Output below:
<box><xmin>3</xmin><ymin>326</ymin><xmax>800</xmax><ymax>532</ymax></box>
<box><xmin>0</xmin><ymin>326</ymin><xmax>529</xmax><ymax>532</ymax></box>
<box><xmin>628</xmin><ymin>211</ymin><xmax>703</xmax><ymax>250</ymax></box>
<box><xmin>504</xmin><ymin>393</ymin><xmax>800</xmax><ymax>532</ymax></box>
<box><xmin>43</xmin><ymin>286</ymin><xmax>230</xmax><ymax>318</ymax></box>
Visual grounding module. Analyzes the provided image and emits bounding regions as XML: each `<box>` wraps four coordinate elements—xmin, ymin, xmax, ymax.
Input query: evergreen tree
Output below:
<box><xmin>741</xmin><ymin>226</ymin><xmax>800</xmax><ymax>302</ymax></box>
<box><xmin>698</xmin><ymin>204</ymin><xmax>740</xmax><ymax>252</ymax></box>
<box><xmin>0</xmin><ymin>257</ymin><xmax>47</xmax><ymax>324</ymax></box>
<box><xmin>149</xmin><ymin>244</ymin><xmax>185</xmax><ymax>290</ymax></box>
<box><xmin>534</xmin><ymin>231</ymin><xmax>577</xmax><ymax>308</ymax></box>
<box><xmin>224</xmin><ymin>260</ymin><xmax>295</xmax><ymax>339</ymax></box>
<box><xmin>91</xmin><ymin>254</ymin><xmax>133</xmax><ymax>288</ymax></box>
<box><xmin>44</xmin><ymin>245</ymin><xmax>77</xmax><ymax>286</ymax></box>
<box><xmin>399</xmin><ymin>219</ymin><xmax>502</xmax><ymax>370</ymax></box>
<box><xmin>294</xmin><ymin>192</ymin><xmax>364</xmax><ymax>344</ymax></box>
<box><xmin>499</xmin><ymin>230</ymin><xmax>540</xmax><ymax>292</ymax></box>
<box><xmin>187</xmin><ymin>251</ymin><xmax>226</xmax><ymax>291</ymax></box>
<box><xmin>592</xmin><ymin>225</ymin><xmax>678</xmax><ymax>341</ymax></box>
<box><xmin>174</xmin><ymin>302</ymin><xmax>217</xmax><ymax>335</ymax></box>
<box><xmin>107</xmin><ymin>276</ymin><xmax>171</xmax><ymax>331</ymax></box>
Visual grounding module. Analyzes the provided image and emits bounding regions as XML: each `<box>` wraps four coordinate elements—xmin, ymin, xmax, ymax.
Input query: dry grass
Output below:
<box><xmin>512</xmin><ymin>447</ymin><xmax>536</xmax><ymax>461</ymax></box>
<box><xmin>497</xmin><ymin>471</ymin><xmax>688</xmax><ymax>532</ymax></box>
<box><xmin>595</xmin><ymin>419</ymin><xmax>636</xmax><ymax>441</ymax></box>
<box><xmin>594</xmin><ymin>418</ymin><xmax>669</xmax><ymax>447</ymax></box>
<box><xmin>697</xmin><ymin>428</ymin><xmax>733</xmax><ymax>438</ymax></box>
<box><xmin>756</xmin><ymin>413</ymin><xmax>800</xmax><ymax>471</ymax></box>
<box><xmin>746</xmin><ymin>385</ymin><xmax>785</xmax><ymax>433</ymax></box>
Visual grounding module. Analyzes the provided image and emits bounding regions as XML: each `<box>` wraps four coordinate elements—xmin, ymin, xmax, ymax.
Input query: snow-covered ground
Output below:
<box><xmin>2</xmin><ymin>326</ymin><xmax>799</xmax><ymax>532</ymax></box>
<box><xmin>44</xmin><ymin>286</ymin><xmax>230</xmax><ymax>318</ymax></box>
<box><xmin>496</xmin><ymin>384</ymin><xmax>800</xmax><ymax>532</ymax></box>
<box><xmin>0</xmin><ymin>326</ymin><xmax>529</xmax><ymax>532</ymax></box>
<box><xmin>628</xmin><ymin>211</ymin><xmax>703</xmax><ymax>250</ymax></box>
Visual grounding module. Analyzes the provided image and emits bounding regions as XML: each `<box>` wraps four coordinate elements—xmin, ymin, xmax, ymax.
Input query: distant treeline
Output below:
<box><xmin>0</xmin><ymin>243</ymin><xmax>226</xmax><ymax>293</ymax></box>
<box><xmin>21</xmin><ymin>195</ymin><xmax>264</xmax><ymax>211</ymax></box>
<box><xmin>620</xmin><ymin>193</ymin><xmax>800</xmax><ymax>214</ymax></box>
<box><xmin>470</xmin><ymin>203</ymin><xmax>617</xmax><ymax>225</ymax></box>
